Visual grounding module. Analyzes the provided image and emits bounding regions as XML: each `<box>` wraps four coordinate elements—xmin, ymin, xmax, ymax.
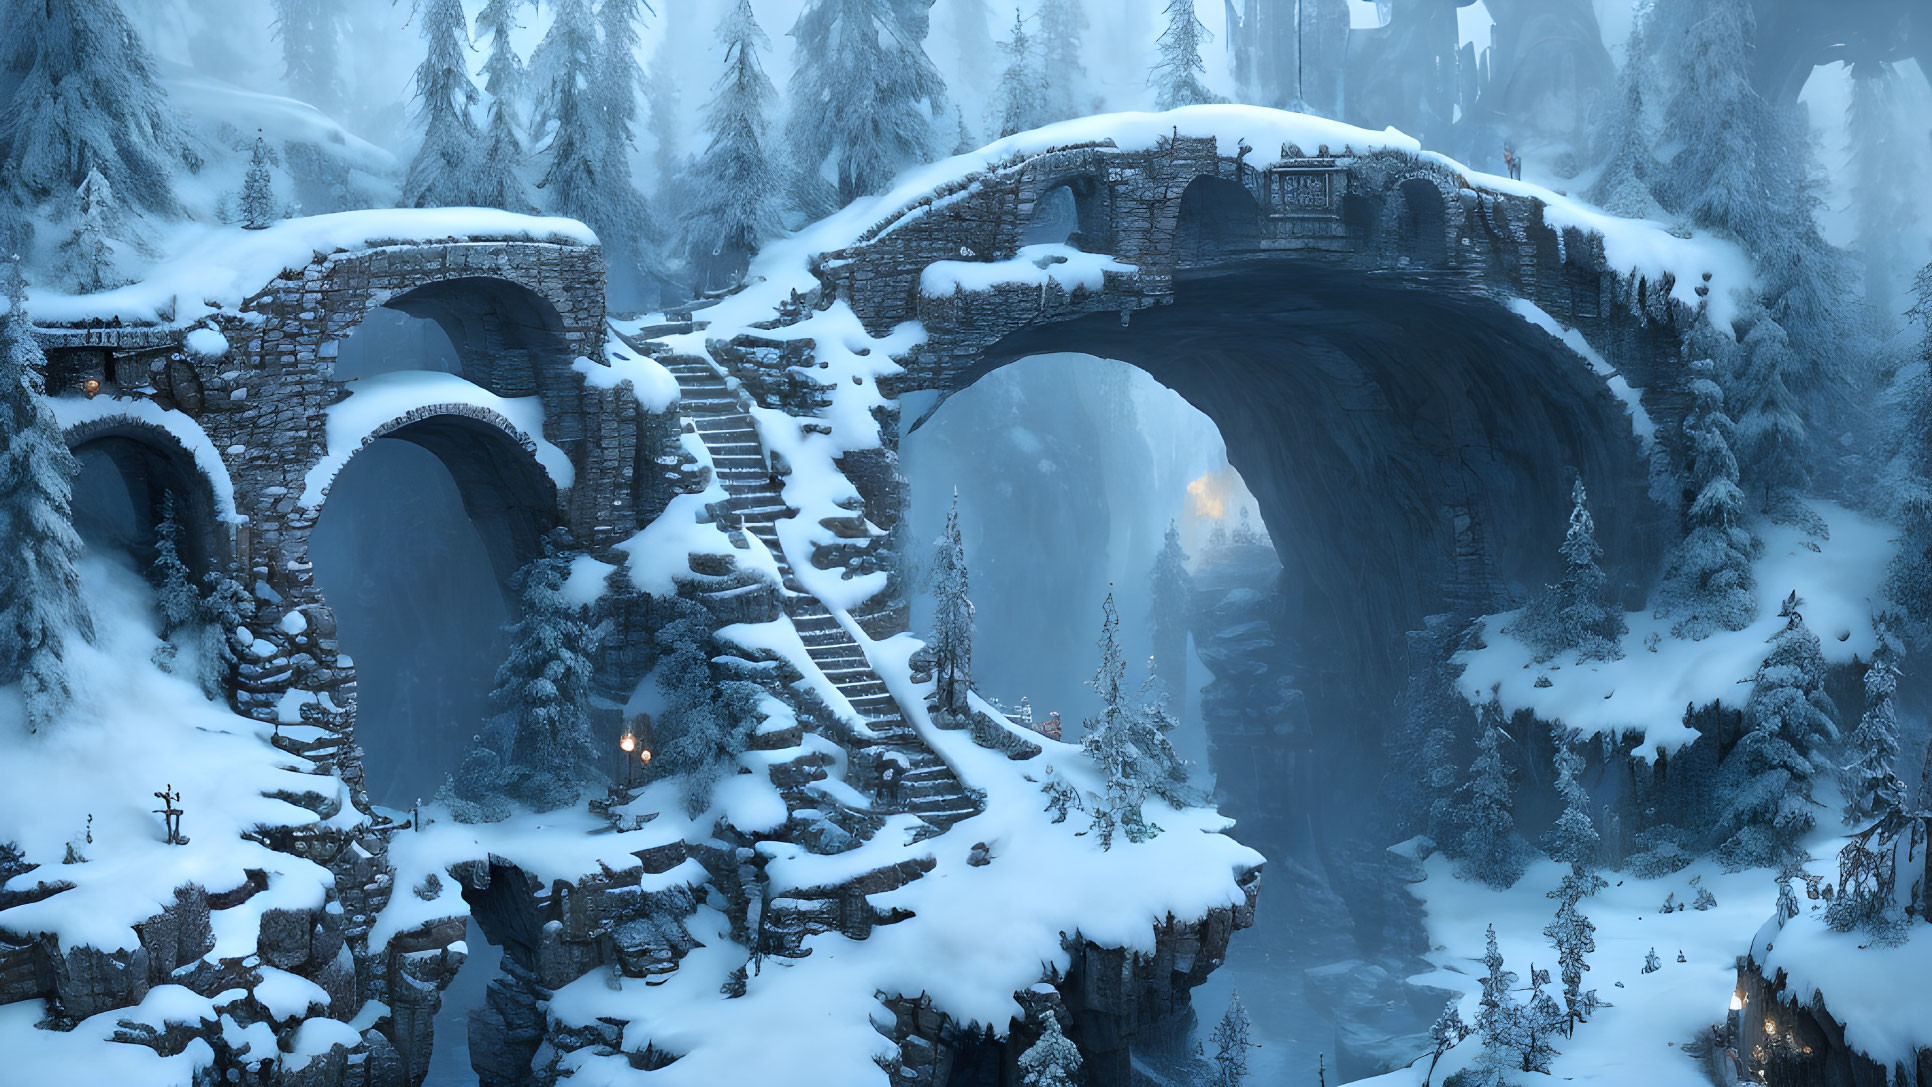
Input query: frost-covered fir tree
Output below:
<box><xmin>1508</xmin><ymin>973</ymin><xmax>1566</xmax><ymax>1073</ymax></box>
<box><xmin>1018</xmin><ymin>1011</ymin><xmax>1083</xmax><ymax>1087</ymax></box>
<box><xmin>1735</xmin><ymin>314</ymin><xmax>1812</xmax><ymax>525</ymax></box>
<box><xmin>646</xmin><ymin>34</ymin><xmax>684</xmax><ymax>194</ymax></box>
<box><xmin>1663</xmin><ymin>358</ymin><xmax>1756</xmax><ymax>639</ymax></box>
<box><xmin>0</xmin><ymin>0</ymin><xmax>194</xmax><ymax>215</ymax></box>
<box><xmin>199</xmin><ymin>568</ymin><xmax>250</xmax><ymax>701</ymax></box>
<box><xmin>1149</xmin><ymin>0</ymin><xmax>1218</xmax><ymax>110</ymax></box>
<box><xmin>1148</xmin><ymin>520</ymin><xmax>1191</xmax><ymax>705</ymax></box>
<box><xmin>1081</xmin><ymin>590</ymin><xmax>1182</xmax><ymax>845</ymax></box>
<box><xmin>948</xmin><ymin>0</ymin><xmax>998</xmax><ymax>105</ymax></box>
<box><xmin>149</xmin><ymin>495</ymin><xmax>199</xmax><ymax>674</ymax></box>
<box><xmin>469</xmin><ymin>0</ymin><xmax>535</xmax><ymax>213</ymax></box>
<box><xmin>991</xmin><ymin>9</ymin><xmax>1046</xmax><ymax>138</ymax></box>
<box><xmin>1543</xmin><ymin>734</ymin><xmax>1598</xmax><ymax>869</ymax></box>
<box><xmin>0</xmin><ymin>258</ymin><xmax>93</xmax><ymax>732</ymax></box>
<box><xmin>1132</xmin><ymin>656</ymin><xmax>1193</xmax><ymax>807</ymax></box>
<box><xmin>931</xmin><ymin>493</ymin><xmax>974</xmax><ymax>712</ymax></box>
<box><xmin>1654</xmin><ymin>0</ymin><xmax>1863</xmax><ymax>442</ymax></box>
<box><xmin>1545</xmin><ymin>864</ymin><xmax>1606</xmax><ymax>1027</ymax></box>
<box><xmin>654</xmin><ymin>598</ymin><xmax>763</xmax><ymax>816</ymax></box>
<box><xmin>951</xmin><ymin>106</ymin><xmax>979</xmax><ymax>157</ymax></box>
<box><xmin>271</xmin><ymin>0</ymin><xmax>345</xmax><ymax>112</ymax></box>
<box><xmin>1585</xmin><ymin>8</ymin><xmax>1665</xmax><ymax>220</ymax></box>
<box><xmin>1507</xmin><ymin>478</ymin><xmax>1625</xmax><ymax>661</ymax></box>
<box><xmin>534</xmin><ymin>0</ymin><xmax>655</xmax><ymax>289</ymax></box>
<box><xmin>401</xmin><ymin>0</ymin><xmax>479</xmax><ymax>209</ymax></box>
<box><xmin>684</xmin><ymin>0</ymin><xmax>787</xmax><ymax>290</ymax></box>
<box><xmin>1848</xmin><ymin>63</ymin><xmax>1914</xmax><ymax>326</ymax></box>
<box><xmin>1423</xmin><ymin>999</ymin><xmax>1470</xmax><ymax>1087</ymax></box>
<box><xmin>1036</xmin><ymin>0</ymin><xmax>1088</xmax><ymax>122</ymax></box>
<box><xmin>1718</xmin><ymin>591</ymin><xmax>1839</xmax><ymax>867</ymax></box>
<box><xmin>1453</xmin><ymin>703</ymin><xmax>1525</xmax><ymax>888</ymax></box>
<box><xmin>58</xmin><ymin>169</ymin><xmax>127</xmax><ymax>294</ymax></box>
<box><xmin>1887</xmin><ymin>267</ymin><xmax>1932</xmax><ymax>640</ymax></box>
<box><xmin>1210</xmin><ymin>991</ymin><xmax>1251</xmax><ymax>1086</ymax></box>
<box><xmin>1205</xmin><ymin>996</ymin><xmax>1251</xmax><ymax>1087</ymax></box>
<box><xmin>786</xmin><ymin>0</ymin><xmax>948</xmax><ymax>206</ymax></box>
<box><xmin>490</xmin><ymin>533</ymin><xmax>602</xmax><ymax>810</ymax></box>
<box><xmin>240</xmin><ymin>134</ymin><xmax>277</xmax><ymax>231</ymax></box>
<box><xmin>1843</xmin><ymin>645</ymin><xmax>1905</xmax><ymax>826</ymax></box>
<box><xmin>1474</xmin><ymin>924</ymin><xmax>1520</xmax><ymax>1083</ymax></box>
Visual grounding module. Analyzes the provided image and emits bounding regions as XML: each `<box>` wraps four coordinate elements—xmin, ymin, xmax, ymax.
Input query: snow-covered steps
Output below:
<box><xmin>631</xmin><ymin>328</ymin><xmax>983</xmax><ymax>839</ymax></box>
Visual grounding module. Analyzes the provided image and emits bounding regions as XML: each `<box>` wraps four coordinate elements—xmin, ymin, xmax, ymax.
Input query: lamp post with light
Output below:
<box><xmin>619</xmin><ymin>731</ymin><xmax>637</xmax><ymax>790</ymax></box>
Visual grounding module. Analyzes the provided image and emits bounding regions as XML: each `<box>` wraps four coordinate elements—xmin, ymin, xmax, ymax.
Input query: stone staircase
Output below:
<box><xmin>628</xmin><ymin>335</ymin><xmax>982</xmax><ymax>835</ymax></box>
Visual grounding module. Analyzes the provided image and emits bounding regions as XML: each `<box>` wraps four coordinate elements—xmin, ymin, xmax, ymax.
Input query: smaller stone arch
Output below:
<box><xmin>1175</xmin><ymin>174</ymin><xmax>1265</xmax><ymax>266</ymax></box>
<box><xmin>322</xmin><ymin>404</ymin><xmax>564</xmax><ymax>590</ymax></box>
<box><xmin>1021</xmin><ymin>173</ymin><xmax>1111</xmax><ymax>251</ymax></box>
<box><xmin>1393</xmin><ymin>176</ymin><xmax>1453</xmax><ymax>268</ymax></box>
<box><xmin>343</xmin><ymin>275</ymin><xmax>573</xmax><ymax>402</ymax></box>
<box><xmin>64</xmin><ymin>416</ymin><xmax>230</xmax><ymax>577</ymax></box>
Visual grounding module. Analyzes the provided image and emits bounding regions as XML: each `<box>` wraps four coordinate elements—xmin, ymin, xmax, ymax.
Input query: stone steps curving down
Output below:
<box><xmin>629</xmin><ymin>336</ymin><xmax>984</xmax><ymax>837</ymax></box>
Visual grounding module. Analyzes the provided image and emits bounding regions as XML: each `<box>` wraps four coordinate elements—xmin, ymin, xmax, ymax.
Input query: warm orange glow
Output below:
<box><xmin>82</xmin><ymin>378</ymin><xmax>101</xmax><ymax>398</ymax></box>
<box><xmin>639</xmin><ymin>749</ymin><xmax>652</xmax><ymax>765</ymax></box>
<box><xmin>1186</xmin><ymin>470</ymin><xmax>1235</xmax><ymax>520</ymax></box>
<box><xmin>619</xmin><ymin>733</ymin><xmax>636</xmax><ymax>753</ymax></box>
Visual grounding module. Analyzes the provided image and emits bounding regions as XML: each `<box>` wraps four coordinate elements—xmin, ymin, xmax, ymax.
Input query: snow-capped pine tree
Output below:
<box><xmin>1510</xmin><ymin>973</ymin><xmax>1566</xmax><ymax>1072</ymax></box>
<box><xmin>991</xmin><ymin>9</ymin><xmax>1046</xmax><ymax>138</ymax></box>
<box><xmin>654</xmin><ymin>598</ymin><xmax>762</xmax><ymax>816</ymax></box>
<box><xmin>1423</xmin><ymin>999</ymin><xmax>1470</xmax><ymax>1087</ymax></box>
<box><xmin>1543</xmin><ymin>734</ymin><xmax>1599</xmax><ymax>869</ymax></box>
<box><xmin>149</xmin><ymin>495</ymin><xmax>199</xmax><ymax>674</ymax></box>
<box><xmin>1036</xmin><ymin>0</ymin><xmax>1089</xmax><ymax>122</ymax></box>
<box><xmin>948</xmin><ymin>0</ymin><xmax>998</xmax><ymax>104</ymax></box>
<box><xmin>1843</xmin><ymin>645</ymin><xmax>1905</xmax><ymax>826</ymax></box>
<box><xmin>1545</xmin><ymin>863</ymin><xmax>1606</xmax><ymax>1027</ymax></box>
<box><xmin>534</xmin><ymin>0</ymin><xmax>656</xmax><ymax>291</ymax></box>
<box><xmin>490</xmin><ymin>532</ymin><xmax>602</xmax><ymax>810</ymax></box>
<box><xmin>0</xmin><ymin>0</ymin><xmax>194</xmax><ymax>215</ymax></box>
<box><xmin>1848</xmin><ymin>63</ymin><xmax>1914</xmax><ymax>326</ymax></box>
<box><xmin>683</xmin><ymin>0</ymin><xmax>787</xmax><ymax>291</ymax></box>
<box><xmin>401</xmin><ymin>0</ymin><xmax>479</xmax><ymax>209</ymax></box>
<box><xmin>931</xmin><ymin>492</ymin><xmax>974</xmax><ymax>712</ymax></box>
<box><xmin>57</xmin><ymin>169</ymin><xmax>127</xmax><ymax>294</ymax></box>
<box><xmin>1210</xmin><ymin>990</ymin><xmax>1252</xmax><ymax>1086</ymax></box>
<box><xmin>1735</xmin><ymin>314</ymin><xmax>1812</xmax><ymax>525</ymax></box>
<box><xmin>1149</xmin><ymin>0</ymin><xmax>1218</xmax><ymax>110</ymax></box>
<box><xmin>1148</xmin><ymin>520</ymin><xmax>1191</xmax><ymax>708</ymax></box>
<box><xmin>1507</xmin><ymin>478</ymin><xmax>1625</xmax><ymax>661</ymax></box>
<box><xmin>0</xmin><ymin>258</ymin><xmax>93</xmax><ymax>732</ymax></box>
<box><xmin>786</xmin><ymin>0</ymin><xmax>948</xmax><ymax>207</ymax></box>
<box><xmin>1654</xmin><ymin>0</ymin><xmax>1864</xmax><ymax>442</ymax></box>
<box><xmin>199</xmin><ymin>568</ymin><xmax>250</xmax><ymax>701</ymax></box>
<box><xmin>1132</xmin><ymin>656</ymin><xmax>1193</xmax><ymax>807</ymax></box>
<box><xmin>1585</xmin><ymin>9</ymin><xmax>1665</xmax><ymax>220</ymax></box>
<box><xmin>1663</xmin><ymin>358</ymin><xmax>1756</xmax><ymax>639</ymax></box>
<box><xmin>951</xmin><ymin>106</ymin><xmax>979</xmax><ymax>157</ymax></box>
<box><xmin>240</xmin><ymin>134</ymin><xmax>277</xmax><ymax>231</ymax></box>
<box><xmin>1017</xmin><ymin>1011</ymin><xmax>1083</xmax><ymax>1087</ymax></box>
<box><xmin>1453</xmin><ymin>703</ymin><xmax>1525</xmax><ymax>888</ymax></box>
<box><xmin>469</xmin><ymin>0</ymin><xmax>536</xmax><ymax>213</ymax></box>
<box><xmin>1084</xmin><ymin>592</ymin><xmax>1144</xmax><ymax>847</ymax></box>
<box><xmin>1887</xmin><ymin>267</ymin><xmax>1932</xmax><ymax>641</ymax></box>
<box><xmin>1718</xmin><ymin>591</ymin><xmax>1839</xmax><ymax>867</ymax></box>
<box><xmin>271</xmin><ymin>0</ymin><xmax>345</xmax><ymax>112</ymax></box>
<box><xmin>1474</xmin><ymin>924</ymin><xmax>1520</xmax><ymax>1083</ymax></box>
<box><xmin>646</xmin><ymin>34</ymin><xmax>684</xmax><ymax>194</ymax></box>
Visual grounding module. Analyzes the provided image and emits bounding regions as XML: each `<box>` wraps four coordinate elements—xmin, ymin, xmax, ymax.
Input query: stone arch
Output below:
<box><xmin>64</xmin><ymin>416</ymin><xmax>229</xmax><ymax>577</ymax></box>
<box><xmin>1393</xmin><ymin>176</ymin><xmax>1452</xmax><ymax>268</ymax></box>
<box><xmin>1175</xmin><ymin>174</ymin><xmax>1265</xmax><ymax>266</ymax></box>
<box><xmin>340</xmin><ymin>275</ymin><xmax>573</xmax><ymax>402</ymax></box>
<box><xmin>1022</xmin><ymin>173</ymin><xmax>1111</xmax><ymax>251</ymax></box>
<box><xmin>325</xmin><ymin>404</ymin><xmax>563</xmax><ymax>590</ymax></box>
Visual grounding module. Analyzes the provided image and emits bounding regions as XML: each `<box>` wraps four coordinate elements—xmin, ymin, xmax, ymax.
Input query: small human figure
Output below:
<box><xmin>1039</xmin><ymin>711</ymin><xmax>1062</xmax><ymax>742</ymax></box>
<box><xmin>153</xmin><ymin>784</ymin><xmax>185</xmax><ymax>845</ymax></box>
<box><xmin>1503</xmin><ymin>143</ymin><xmax>1522</xmax><ymax>180</ymax></box>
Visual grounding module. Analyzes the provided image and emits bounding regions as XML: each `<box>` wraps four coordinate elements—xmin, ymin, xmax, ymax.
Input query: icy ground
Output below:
<box><xmin>0</xmin><ymin>553</ymin><xmax>368</xmax><ymax>1087</ymax></box>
